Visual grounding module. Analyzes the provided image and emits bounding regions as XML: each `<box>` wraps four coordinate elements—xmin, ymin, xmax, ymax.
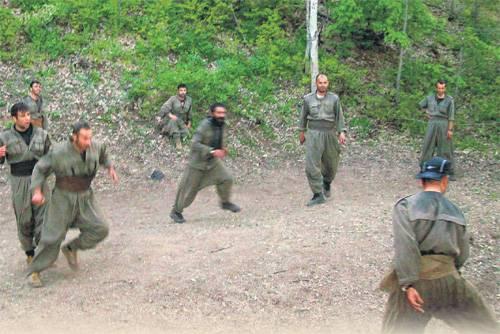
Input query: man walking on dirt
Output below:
<box><xmin>0</xmin><ymin>102</ymin><xmax>51</xmax><ymax>287</ymax></box>
<box><xmin>157</xmin><ymin>83</ymin><xmax>193</xmax><ymax>149</ymax></box>
<box><xmin>170</xmin><ymin>103</ymin><xmax>240</xmax><ymax>224</ymax></box>
<box><xmin>299</xmin><ymin>74</ymin><xmax>346</xmax><ymax>206</ymax></box>
<box><xmin>27</xmin><ymin>121</ymin><xmax>118</xmax><ymax>286</ymax></box>
<box><xmin>22</xmin><ymin>80</ymin><xmax>47</xmax><ymax>129</ymax></box>
<box><xmin>419</xmin><ymin>79</ymin><xmax>456</xmax><ymax>180</ymax></box>
<box><xmin>380</xmin><ymin>157</ymin><xmax>498</xmax><ymax>333</ymax></box>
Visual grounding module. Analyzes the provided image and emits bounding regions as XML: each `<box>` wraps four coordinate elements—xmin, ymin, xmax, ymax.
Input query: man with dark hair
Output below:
<box><xmin>299</xmin><ymin>74</ymin><xmax>346</xmax><ymax>206</ymax></box>
<box><xmin>380</xmin><ymin>157</ymin><xmax>498</xmax><ymax>333</ymax></box>
<box><xmin>27</xmin><ymin>121</ymin><xmax>118</xmax><ymax>286</ymax></box>
<box><xmin>157</xmin><ymin>83</ymin><xmax>193</xmax><ymax>149</ymax></box>
<box><xmin>170</xmin><ymin>103</ymin><xmax>240</xmax><ymax>224</ymax></box>
<box><xmin>0</xmin><ymin>102</ymin><xmax>51</xmax><ymax>287</ymax></box>
<box><xmin>419</xmin><ymin>80</ymin><xmax>456</xmax><ymax>180</ymax></box>
<box><xmin>22</xmin><ymin>80</ymin><xmax>47</xmax><ymax>129</ymax></box>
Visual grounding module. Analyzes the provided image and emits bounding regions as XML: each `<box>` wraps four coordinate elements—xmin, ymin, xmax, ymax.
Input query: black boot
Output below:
<box><xmin>221</xmin><ymin>202</ymin><xmax>241</xmax><ymax>213</ymax></box>
<box><xmin>170</xmin><ymin>210</ymin><xmax>186</xmax><ymax>223</ymax></box>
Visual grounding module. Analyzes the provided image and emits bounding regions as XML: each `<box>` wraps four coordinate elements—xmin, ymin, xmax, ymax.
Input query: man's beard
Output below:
<box><xmin>212</xmin><ymin>117</ymin><xmax>225</xmax><ymax>126</ymax></box>
<box><xmin>75</xmin><ymin>139</ymin><xmax>90</xmax><ymax>151</ymax></box>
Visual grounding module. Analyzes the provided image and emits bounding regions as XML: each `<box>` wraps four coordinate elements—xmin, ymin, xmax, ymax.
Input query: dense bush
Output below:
<box><xmin>1</xmin><ymin>0</ymin><xmax>497</xmax><ymax>150</ymax></box>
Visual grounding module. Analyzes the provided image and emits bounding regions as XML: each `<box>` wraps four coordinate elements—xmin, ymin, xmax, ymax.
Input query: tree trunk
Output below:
<box><xmin>309</xmin><ymin>0</ymin><xmax>319</xmax><ymax>92</ymax></box>
<box><xmin>304</xmin><ymin>0</ymin><xmax>311</xmax><ymax>74</ymax></box>
<box><xmin>395</xmin><ymin>0</ymin><xmax>409</xmax><ymax>105</ymax></box>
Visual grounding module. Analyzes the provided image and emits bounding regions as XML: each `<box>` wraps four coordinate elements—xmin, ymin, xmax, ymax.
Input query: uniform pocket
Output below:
<box><xmin>8</xmin><ymin>139</ymin><xmax>24</xmax><ymax>155</ymax></box>
<box><xmin>30</xmin><ymin>139</ymin><xmax>45</xmax><ymax>156</ymax></box>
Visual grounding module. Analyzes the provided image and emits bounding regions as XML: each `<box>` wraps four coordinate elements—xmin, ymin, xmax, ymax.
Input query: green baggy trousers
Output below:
<box><xmin>28</xmin><ymin>188</ymin><xmax>109</xmax><ymax>274</ymax></box>
<box><xmin>305</xmin><ymin>129</ymin><xmax>341</xmax><ymax>194</ymax></box>
<box><xmin>10</xmin><ymin>175</ymin><xmax>48</xmax><ymax>252</ymax></box>
<box><xmin>174</xmin><ymin>160</ymin><xmax>233</xmax><ymax>213</ymax></box>
<box><xmin>382</xmin><ymin>275</ymin><xmax>499</xmax><ymax>334</ymax></box>
<box><xmin>420</xmin><ymin>118</ymin><xmax>455</xmax><ymax>174</ymax></box>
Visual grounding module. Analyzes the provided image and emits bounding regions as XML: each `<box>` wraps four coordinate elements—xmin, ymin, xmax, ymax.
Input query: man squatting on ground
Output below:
<box><xmin>27</xmin><ymin>121</ymin><xmax>118</xmax><ymax>286</ymax></box>
<box><xmin>157</xmin><ymin>83</ymin><xmax>193</xmax><ymax>149</ymax></box>
<box><xmin>0</xmin><ymin>102</ymin><xmax>51</xmax><ymax>287</ymax></box>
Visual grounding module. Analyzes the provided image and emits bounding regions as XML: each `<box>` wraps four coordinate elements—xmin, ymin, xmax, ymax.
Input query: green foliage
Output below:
<box><xmin>0</xmin><ymin>7</ymin><xmax>22</xmax><ymax>60</ymax></box>
<box><xmin>2</xmin><ymin>0</ymin><xmax>498</xmax><ymax>152</ymax></box>
<box><xmin>350</xmin><ymin>116</ymin><xmax>374</xmax><ymax>139</ymax></box>
<box><xmin>326</xmin><ymin>0</ymin><xmax>436</xmax><ymax>50</ymax></box>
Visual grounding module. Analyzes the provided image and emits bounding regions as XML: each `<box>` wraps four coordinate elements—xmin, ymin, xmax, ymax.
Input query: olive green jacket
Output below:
<box><xmin>392</xmin><ymin>191</ymin><xmax>469</xmax><ymax>286</ymax></box>
<box><xmin>188</xmin><ymin>118</ymin><xmax>226</xmax><ymax>171</ymax></box>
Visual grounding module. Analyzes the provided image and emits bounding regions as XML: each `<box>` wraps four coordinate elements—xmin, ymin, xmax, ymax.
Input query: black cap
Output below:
<box><xmin>416</xmin><ymin>157</ymin><xmax>451</xmax><ymax>180</ymax></box>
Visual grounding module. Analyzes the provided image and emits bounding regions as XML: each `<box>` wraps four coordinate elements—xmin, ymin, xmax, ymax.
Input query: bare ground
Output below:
<box><xmin>0</xmin><ymin>140</ymin><xmax>498</xmax><ymax>334</ymax></box>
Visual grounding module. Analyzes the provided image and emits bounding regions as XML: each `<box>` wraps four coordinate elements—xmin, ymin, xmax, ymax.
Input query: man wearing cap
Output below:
<box><xmin>0</xmin><ymin>102</ymin><xmax>51</xmax><ymax>287</ymax></box>
<box><xmin>157</xmin><ymin>83</ymin><xmax>193</xmax><ymax>149</ymax></box>
<box><xmin>27</xmin><ymin>121</ymin><xmax>118</xmax><ymax>286</ymax></box>
<box><xmin>299</xmin><ymin>74</ymin><xmax>346</xmax><ymax>206</ymax></box>
<box><xmin>22</xmin><ymin>80</ymin><xmax>47</xmax><ymax>129</ymax></box>
<box><xmin>419</xmin><ymin>79</ymin><xmax>456</xmax><ymax>180</ymax></box>
<box><xmin>380</xmin><ymin>157</ymin><xmax>498</xmax><ymax>333</ymax></box>
<box><xmin>169</xmin><ymin>103</ymin><xmax>240</xmax><ymax>224</ymax></box>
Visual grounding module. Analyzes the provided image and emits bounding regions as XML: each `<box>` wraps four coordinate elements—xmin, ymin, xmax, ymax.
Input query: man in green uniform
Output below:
<box><xmin>157</xmin><ymin>83</ymin><xmax>193</xmax><ymax>149</ymax></box>
<box><xmin>0</xmin><ymin>102</ymin><xmax>51</xmax><ymax>287</ymax></box>
<box><xmin>299</xmin><ymin>74</ymin><xmax>346</xmax><ymax>206</ymax></box>
<box><xmin>381</xmin><ymin>157</ymin><xmax>498</xmax><ymax>333</ymax></box>
<box><xmin>22</xmin><ymin>80</ymin><xmax>47</xmax><ymax>129</ymax></box>
<box><xmin>170</xmin><ymin>103</ymin><xmax>240</xmax><ymax>224</ymax></box>
<box><xmin>27</xmin><ymin>121</ymin><xmax>118</xmax><ymax>286</ymax></box>
<box><xmin>419</xmin><ymin>79</ymin><xmax>455</xmax><ymax>180</ymax></box>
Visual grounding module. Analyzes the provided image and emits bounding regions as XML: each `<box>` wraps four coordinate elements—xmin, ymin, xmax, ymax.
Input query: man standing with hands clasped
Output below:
<box><xmin>299</xmin><ymin>74</ymin><xmax>346</xmax><ymax>206</ymax></box>
<box><xmin>419</xmin><ymin>79</ymin><xmax>456</xmax><ymax>180</ymax></box>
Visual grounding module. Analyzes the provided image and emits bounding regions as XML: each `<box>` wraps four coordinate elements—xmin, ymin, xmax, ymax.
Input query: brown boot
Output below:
<box><xmin>26</xmin><ymin>255</ymin><xmax>33</xmax><ymax>265</ymax></box>
<box><xmin>61</xmin><ymin>245</ymin><xmax>79</xmax><ymax>271</ymax></box>
<box><xmin>30</xmin><ymin>272</ymin><xmax>43</xmax><ymax>288</ymax></box>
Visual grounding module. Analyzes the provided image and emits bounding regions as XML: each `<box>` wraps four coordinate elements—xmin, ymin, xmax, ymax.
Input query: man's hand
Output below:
<box><xmin>212</xmin><ymin>149</ymin><xmax>226</xmax><ymax>159</ymax></box>
<box><xmin>32</xmin><ymin>187</ymin><xmax>45</xmax><ymax>206</ymax></box>
<box><xmin>0</xmin><ymin>145</ymin><xmax>6</xmax><ymax>158</ymax></box>
<box><xmin>108</xmin><ymin>167</ymin><xmax>119</xmax><ymax>184</ymax></box>
<box><xmin>168</xmin><ymin>113</ymin><xmax>178</xmax><ymax>121</ymax></box>
<box><xmin>338</xmin><ymin>132</ymin><xmax>346</xmax><ymax>145</ymax></box>
<box><xmin>406</xmin><ymin>287</ymin><xmax>425</xmax><ymax>313</ymax></box>
<box><xmin>186</xmin><ymin>122</ymin><xmax>192</xmax><ymax>129</ymax></box>
<box><xmin>299</xmin><ymin>132</ymin><xmax>306</xmax><ymax>145</ymax></box>
<box><xmin>447</xmin><ymin>130</ymin><xmax>453</xmax><ymax>140</ymax></box>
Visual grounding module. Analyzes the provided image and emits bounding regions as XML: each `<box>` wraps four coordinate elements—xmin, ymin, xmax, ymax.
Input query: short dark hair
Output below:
<box><xmin>210</xmin><ymin>103</ymin><xmax>226</xmax><ymax>113</ymax></box>
<box><xmin>436</xmin><ymin>79</ymin><xmax>446</xmax><ymax>86</ymax></box>
<box><xmin>422</xmin><ymin>178</ymin><xmax>444</xmax><ymax>186</ymax></box>
<box><xmin>177</xmin><ymin>83</ymin><xmax>187</xmax><ymax>90</ymax></box>
<box><xmin>30</xmin><ymin>80</ymin><xmax>41</xmax><ymax>88</ymax></box>
<box><xmin>72</xmin><ymin>120</ymin><xmax>91</xmax><ymax>135</ymax></box>
<box><xmin>10</xmin><ymin>102</ymin><xmax>30</xmax><ymax>117</ymax></box>
<box><xmin>315</xmin><ymin>73</ymin><xmax>328</xmax><ymax>82</ymax></box>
